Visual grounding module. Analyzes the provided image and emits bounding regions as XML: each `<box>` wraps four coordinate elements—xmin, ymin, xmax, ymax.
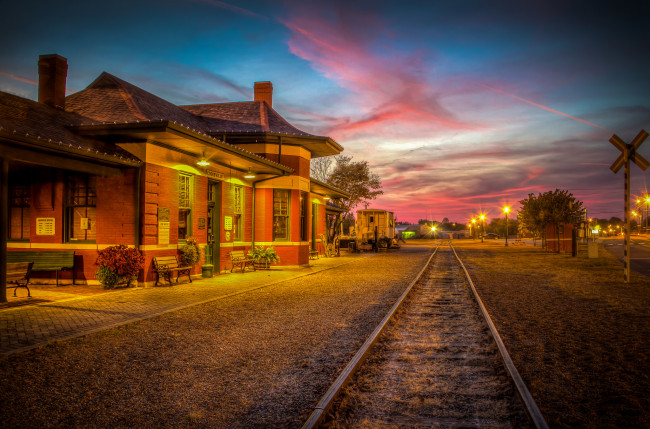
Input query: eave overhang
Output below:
<box><xmin>0</xmin><ymin>127</ymin><xmax>142</xmax><ymax>171</ymax></box>
<box><xmin>71</xmin><ymin>120</ymin><xmax>294</xmax><ymax>176</ymax></box>
<box><xmin>214</xmin><ymin>132</ymin><xmax>343</xmax><ymax>159</ymax></box>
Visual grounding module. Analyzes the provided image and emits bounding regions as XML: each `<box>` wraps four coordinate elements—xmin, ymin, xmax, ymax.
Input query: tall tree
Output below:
<box><xmin>518</xmin><ymin>189</ymin><xmax>584</xmax><ymax>248</ymax></box>
<box><xmin>311</xmin><ymin>155</ymin><xmax>383</xmax><ymax>239</ymax></box>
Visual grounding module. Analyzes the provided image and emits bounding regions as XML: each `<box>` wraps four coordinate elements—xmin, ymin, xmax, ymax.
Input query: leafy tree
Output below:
<box><xmin>518</xmin><ymin>189</ymin><xmax>584</xmax><ymax>248</ymax></box>
<box><xmin>311</xmin><ymin>155</ymin><xmax>383</xmax><ymax>240</ymax></box>
<box><xmin>489</xmin><ymin>217</ymin><xmax>518</xmax><ymax>237</ymax></box>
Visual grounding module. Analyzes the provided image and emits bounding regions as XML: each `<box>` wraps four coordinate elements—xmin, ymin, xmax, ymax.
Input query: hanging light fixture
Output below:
<box><xmin>196</xmin><ymin>152</ymin><xmax>210</xmax><ymax>166</ymax></box>
<box><xmin>244</xmin><ymin>167</ymin><xmax>256</xmax><ymax>179</ymax></box>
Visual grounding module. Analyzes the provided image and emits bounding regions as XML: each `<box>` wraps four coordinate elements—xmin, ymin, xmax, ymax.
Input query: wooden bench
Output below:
<box><xmin>7</xmin><ymin>251</ymin><xmax>75</xmax><ymax>286</ymax></box>
<box><xmin>152</xmin><ymin>255</ymin><xmax>192</xmax><ymax>286</ymax></box>
<box><xmin>230</xmin><ymin>250</ymin><xmax>255</xmax><ymax>273</ymax></box>
<box><xmin>6</xmin><ymin>262</ymin><xmax>33</xmax><ymax>297</ymax></box>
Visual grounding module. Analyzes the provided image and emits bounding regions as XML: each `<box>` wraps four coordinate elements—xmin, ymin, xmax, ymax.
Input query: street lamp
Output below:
<box><xmin>471</xmin><ymin>218</ymin><xmax>476</xmax><ymax>239</ymax></box>
<box><xmin>480</xmin><ymin>214</ymin><xmax>485</xmax><ymax>242</ymax></box>
<box><xmin>646</xmin><ymin>196</ymin><xmax>650</xmax><ymax>233</ymax></box>
<box><xmin>504</xmin><ymin>206</ymin><xmax>510</xmax><ymax>246</ymax></box>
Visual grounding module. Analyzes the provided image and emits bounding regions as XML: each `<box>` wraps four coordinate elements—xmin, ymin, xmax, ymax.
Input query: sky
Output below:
<box><xmin>1</xmin><ymin>0</ymin><xmax>649</xmax><ymax>224</ymax></box>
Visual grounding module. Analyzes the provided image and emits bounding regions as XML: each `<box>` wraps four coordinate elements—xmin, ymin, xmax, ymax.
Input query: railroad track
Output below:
<box><xmin>303</xmin><ymin>241</ymin><xmax>548</xmax><ymax>429</ymax></box>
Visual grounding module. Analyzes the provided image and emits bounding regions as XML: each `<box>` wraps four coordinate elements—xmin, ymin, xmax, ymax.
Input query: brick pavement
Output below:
<box><xmin>1</xmin><ymin>254</ymin><xmax>370</xmax><ymax>355</ymax></box>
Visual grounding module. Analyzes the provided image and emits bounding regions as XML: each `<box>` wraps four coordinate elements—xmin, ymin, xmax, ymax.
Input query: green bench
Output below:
<box><xmin>7</xmin><ymin>251</ymin><xmax>75</xmax><ymax>286</ymax></box>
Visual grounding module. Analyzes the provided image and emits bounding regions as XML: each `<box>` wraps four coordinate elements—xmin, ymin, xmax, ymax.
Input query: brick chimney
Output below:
<box><xmin>254</xmin><ymin>81</ymin><xmax>273</xmax><ymax>107</ymax></box>
<box><xmin>38</xmin><ymin>54</ymin><xmax>68</xmax><ymax>109</ymax></box>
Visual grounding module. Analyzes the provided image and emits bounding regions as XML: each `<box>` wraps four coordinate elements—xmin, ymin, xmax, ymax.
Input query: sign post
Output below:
<box><xmin>610</xmin><ymin>129</ymin><xmax>649</xmax><ymax>283</ymax></box>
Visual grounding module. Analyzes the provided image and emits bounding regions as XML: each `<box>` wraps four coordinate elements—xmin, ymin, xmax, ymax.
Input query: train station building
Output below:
<box><xmin>1</xmin><ymin>54</ymin><xmax>348</xmax><ymax>286</ymax></box>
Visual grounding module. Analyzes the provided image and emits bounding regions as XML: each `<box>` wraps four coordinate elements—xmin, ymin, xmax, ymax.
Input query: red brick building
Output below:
<box><xmin>1</xmin><ymin>54</ymin><xmax>347</xmax><ymax>290</ymax></box>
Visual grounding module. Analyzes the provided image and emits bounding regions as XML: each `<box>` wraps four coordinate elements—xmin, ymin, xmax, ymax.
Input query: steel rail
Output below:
<box><xmin>449</xmin><ymin>242</ymin><xmax>549</xmax><ymax>429</ymax></box>
<box><xmin>301</xmin><ymin>243</ymin><xmax>441</xmax><ymax>429</ymax></box>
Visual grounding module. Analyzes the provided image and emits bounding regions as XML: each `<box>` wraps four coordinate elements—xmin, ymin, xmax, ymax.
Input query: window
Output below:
<box><xmin>273</xmin><ymin>189</ymin><xmax>290</xmax><ymax>241</ymax></box>
<box><xmin>9</xmin><ymin>185</ymin><xmax>30</xmax><ymax>240</ymax></box>
<box><xmin>66</xmin><ymin>173</ymin><xmax>96</xmax><ymax>242</ymax></box>
<box><xmin>233</xmin><ymin>185</ymin><xmax>243</xmax><ymax>241</ymax></box>
<box><xmin>178</xmin><ymin>173</ymin><xmax>193</xmax><ymax>241</ymax></box>
<box><xmin>300</xmin><ymin>191</ymin><xmax>307</xmax><ymax>241</ymax></box>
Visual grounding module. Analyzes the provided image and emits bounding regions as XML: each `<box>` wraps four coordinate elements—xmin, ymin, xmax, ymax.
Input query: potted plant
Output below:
<box><xmin>249</xmin><ymin>246</ymin><xmax>280</xmax><ymax>269</ymax></box>
<box><xmin>96</xmin><ymin>244</ymin><xmax>145</xmax><ymax>289</ymax></box>
<box><xmin>180</xmin><ymin>237</ymin><xmax>201</xmax><ymax>267</ymax></box>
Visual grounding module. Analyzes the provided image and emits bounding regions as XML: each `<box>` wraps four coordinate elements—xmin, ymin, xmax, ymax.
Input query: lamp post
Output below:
<box><xmin>480</xmin><ymin>214</ymin><xmax>485</xmax><ymax>242</ymax></box>
<box><xmin>504</xmin><ymin>206</ymin><xmax>510</xmax><ymax>246</ymax></box>
<box><xmin>471</xmin><ymin>218</ymin><xmax>476</xmax><ymax>239</ymax></box>
<box><xmin>646</xmin><ymin>196</ymin><xmax>650</xmax><ymax>233</ymax></box>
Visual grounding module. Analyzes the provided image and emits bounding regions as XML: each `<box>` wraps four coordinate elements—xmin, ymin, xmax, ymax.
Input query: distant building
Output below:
<box><xmin>1</xmin><ymin>54</ymin><xmax>348</xmax><ymax>287</ymax></box>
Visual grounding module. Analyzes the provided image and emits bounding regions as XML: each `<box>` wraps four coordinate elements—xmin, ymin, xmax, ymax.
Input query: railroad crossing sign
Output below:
<box><xmin>609</xmin><ymin>129</ymin><xmax>648</xmax><ymax>283</ymax></box>
<box><xmin>610</xmin><ymin>129</ymin><xmax>649</xmax><ymax>173</ymax></box>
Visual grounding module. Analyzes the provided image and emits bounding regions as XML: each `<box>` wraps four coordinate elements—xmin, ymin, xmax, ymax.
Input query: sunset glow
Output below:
<box><xmin>1</xmin><ymin>0</ymin><xmax>648</xmax><ymax>222</ymax></box>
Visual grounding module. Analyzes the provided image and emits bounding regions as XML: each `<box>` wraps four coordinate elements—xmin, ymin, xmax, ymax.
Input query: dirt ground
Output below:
<box><xmin>0</xmin><ymin>245</ymin><xmax>432</xmax><ymax>428</ymax></box>
<box><xmin>454</xmin><ymin>240</ymin><xmax>650</xmax><ymax>428</ymax></box>
<box><xmin>1</xmin><ymin>241</ymin><xmax>648</xmax><ymax>428</ymax></box>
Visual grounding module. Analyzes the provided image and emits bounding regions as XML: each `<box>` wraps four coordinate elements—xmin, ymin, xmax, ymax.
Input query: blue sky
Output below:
<box><xmin>2</xmin><ymin>0</ymin><xmax>649</xmax><ymax>223</ymax></box>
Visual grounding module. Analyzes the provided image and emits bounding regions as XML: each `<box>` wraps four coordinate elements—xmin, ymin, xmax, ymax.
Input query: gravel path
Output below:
<box><xmin>325</xmin><ymin>246</ymin><xmax>530</xmax><ymax>428</ymax></box>
<box><xmin>0</xmin><ymin>244</ymin><xmax>432</xmax><ymax>428</ymax></box>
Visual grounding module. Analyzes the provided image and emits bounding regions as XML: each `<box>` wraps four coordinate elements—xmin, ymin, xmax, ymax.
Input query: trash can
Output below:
<box><xmin>201</xmin><ymin>264</ymin><xmax>214</xmax><ymax>278</ymax></box>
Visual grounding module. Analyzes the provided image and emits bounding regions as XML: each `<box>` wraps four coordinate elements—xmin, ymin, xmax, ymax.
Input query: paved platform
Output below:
<box><xmin>1</xmin><ymin>253</ymin><xmax>370</xmax><ymax>356</ymax></box>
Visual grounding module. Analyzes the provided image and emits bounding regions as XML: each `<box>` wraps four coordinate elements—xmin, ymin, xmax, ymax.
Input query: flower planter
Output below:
<box><xmin>254</xmin><ymin>260</ymin><xmax>270</xmax><ymax>270</ymax></box>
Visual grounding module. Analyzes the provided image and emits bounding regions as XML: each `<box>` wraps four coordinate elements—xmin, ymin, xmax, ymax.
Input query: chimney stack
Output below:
<box><xmin>254</xmin><ymin>81</ymin><xmax>273</xmax><ymax>107</ymax></box>
<box><xmin>38</xmin><ymin>54</ymin><xmax>68</xmax><ymax>109</ymax></box>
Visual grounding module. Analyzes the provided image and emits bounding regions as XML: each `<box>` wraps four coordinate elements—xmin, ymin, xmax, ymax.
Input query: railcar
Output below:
<box><xmin>354</xmin><ymin>209</ymin><xmax>400</xmax><ymax>250</ymax></box>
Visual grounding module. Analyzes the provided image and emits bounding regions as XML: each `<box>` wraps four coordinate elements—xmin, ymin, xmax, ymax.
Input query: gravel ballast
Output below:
<box><xmin>0</xmin><ymin>245</ymin><xmax>433</xmax><ymax>428</ymax></box>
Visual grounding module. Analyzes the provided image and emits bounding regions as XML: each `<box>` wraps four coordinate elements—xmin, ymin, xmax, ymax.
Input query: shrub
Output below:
<box><xmin>249</xmin><ymin>246</ymin><xmax>280</xmax><ymax>264</ymax></box>
<box><xmin>96</xmin><ymin>245</ymin><xmax>145</xmax><ymax>288</ymax></box>
<box><xmin>180</xmin><ymin>237</ymin><xmax>201</xmax><ymax>266</ymax></box>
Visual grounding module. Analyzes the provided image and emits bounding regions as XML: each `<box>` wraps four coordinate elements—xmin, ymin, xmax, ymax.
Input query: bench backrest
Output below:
<box><xmin>230</xmin><ymin>250</ymin><xmax>248</xmax><ymax>260</ymax></box>
<box><xmin>6</xmin><ymin>262</ymin><xmax>33</xmax><ymax>282</ymax></box>
<box><xmin>153</xmin><ymin>256</ymin><xmax>181</xmax><ymax>269</ymax></box>
<box><xmin>7</xmin><ymin>251</ymin><xmax>74</xmax><ymax>270</ymax></box>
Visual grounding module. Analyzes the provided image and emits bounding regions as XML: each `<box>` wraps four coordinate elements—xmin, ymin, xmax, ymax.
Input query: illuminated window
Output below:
<box><xmin>300</xmin><ymin>191</ymin><xmax>307</xmax><ymax>241</ymax></box>
<box><xmin>178</xmin><ymin>173</ymin><xmax>193</xmax><ymax>241</ymax></box>
<box><xmin>9</xmin><ymin>185</ymin><xmax>30</xmax><ymax>240</ymax></box>
<box><xmin>66</xmin><ymin>174</ymin><xmax>96</xmax><ymax>242</ymax></box>
<box><xmin>233</xmin><ymin>185</ymin><xmax>243</xmax><ymax>241</ymax></box>
<box><xmin>273</xmin><ymin>189</ymin><xmax>290</xmax><ymax>241</ymax></box>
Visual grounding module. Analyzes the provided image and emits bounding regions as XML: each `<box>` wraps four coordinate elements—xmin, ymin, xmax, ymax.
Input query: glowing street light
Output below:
<box><xmin>471</xmin><ymin>218</ymin><xmax>477</xmax><ymax>239</ymax></box>
<box><xmin>504</xmin><ymin>206</ymin><xmax>510</xmax><ymax>246</ymax></box>
<box><xmin>479</xmin><ymin>214</ymin><xmax>485</xmax><ymax>242</ymax></box>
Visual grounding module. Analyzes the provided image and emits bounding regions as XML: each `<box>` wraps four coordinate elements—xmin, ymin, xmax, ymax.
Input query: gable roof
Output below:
<box><xmin>0</xmin><ymin>91</ymin><xmax>141</xmax><ymax>166</ymax></box>
<box><xmin>180</xmin><ymin>101</ymin><xmax>315</xmax><ymax>136</ymax></box>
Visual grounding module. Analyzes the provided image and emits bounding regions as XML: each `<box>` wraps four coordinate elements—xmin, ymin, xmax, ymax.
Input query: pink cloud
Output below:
<box><xmin>478</xmin><ymin>83</ymin><xmax>607</xmax><ymax>130</ymax></box>
<box><xmin>280</xmin><ymin>13</ymin><xmax>479</xmax><ymax>139</ymax></box>
<box><xmin>0</xmin><ymin>71</ymin><xmax>37</xmax><ymax>86</ymax></box>
<box><xmin>0</xmin><ymin>70</ymin><xmax>74</xmax><ymax>94</ymax></box>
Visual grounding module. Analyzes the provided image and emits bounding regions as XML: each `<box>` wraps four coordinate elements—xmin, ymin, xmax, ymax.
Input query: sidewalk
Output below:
<box><xmin>1</xmin><ymin>253</ymin><xmax>371</xmax><ymax>356</ymax></box>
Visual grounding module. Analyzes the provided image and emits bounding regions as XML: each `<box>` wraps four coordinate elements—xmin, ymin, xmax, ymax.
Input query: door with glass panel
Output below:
<box><xmin>206</xmin><ymin>181</ymin><xmax>221</xmax><ymax>268</ymax></box>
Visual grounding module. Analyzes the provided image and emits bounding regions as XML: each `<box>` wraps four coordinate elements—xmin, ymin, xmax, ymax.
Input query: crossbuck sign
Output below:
<box><xmin>610</xmin><ymin>129</ymin><xmax>648</xmax><ymax>283</ymax></box>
